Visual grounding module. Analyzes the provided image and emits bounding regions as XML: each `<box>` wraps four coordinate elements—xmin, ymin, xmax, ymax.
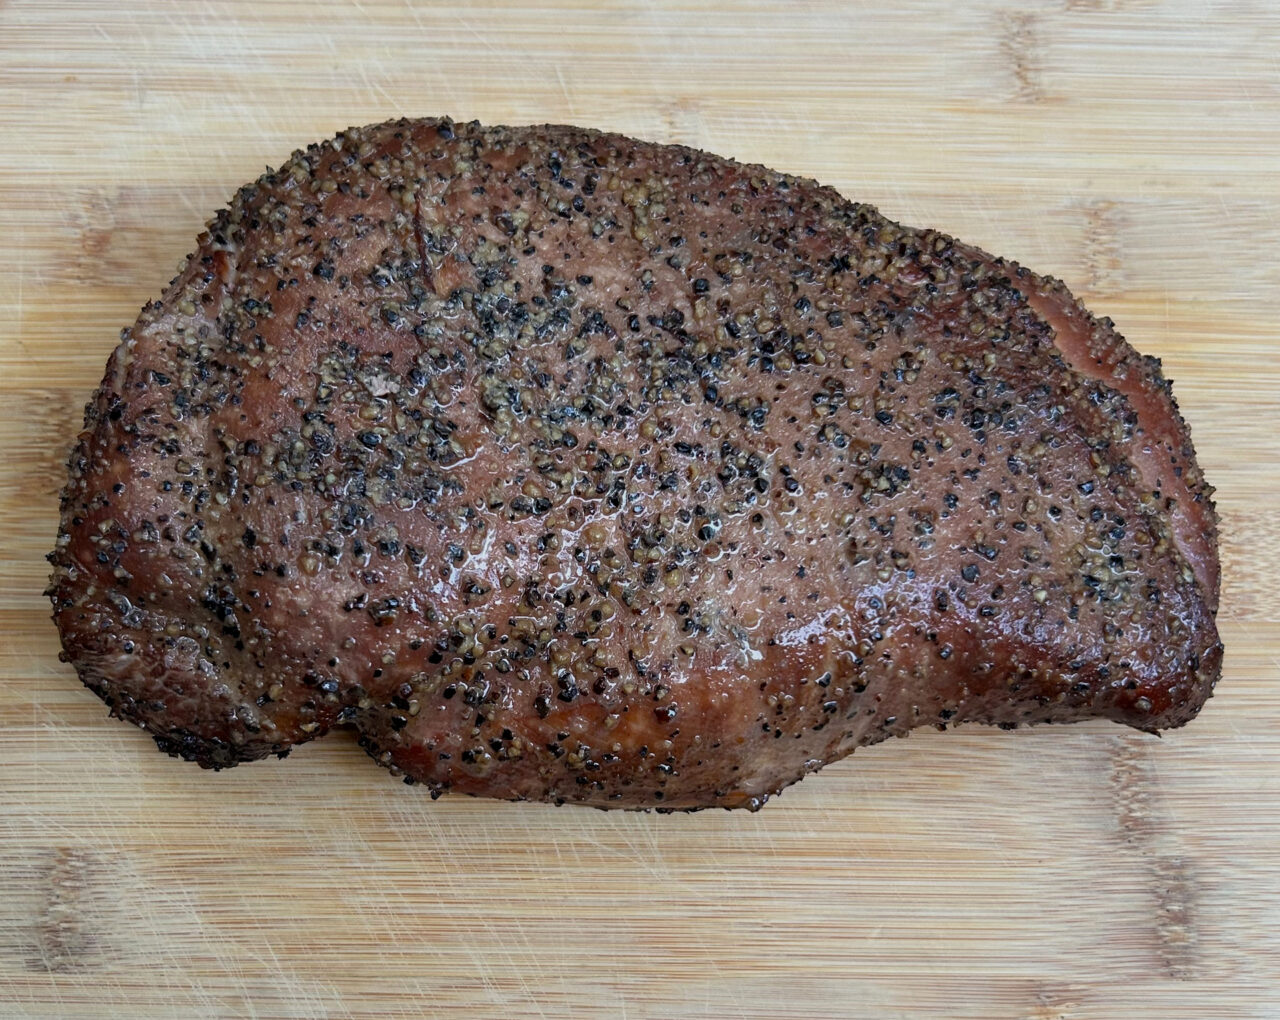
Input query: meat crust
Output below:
<box><xmin>48</xmin><ymin>118</ymin><xmax>1221</xmax><ymax>810</ymax></box>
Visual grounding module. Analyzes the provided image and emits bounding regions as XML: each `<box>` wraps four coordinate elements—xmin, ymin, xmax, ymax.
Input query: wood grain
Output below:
<box><xmin>2</xmin><ymin>1</ymin><xmax>1278</xmax><ymax>1017</ymax></box>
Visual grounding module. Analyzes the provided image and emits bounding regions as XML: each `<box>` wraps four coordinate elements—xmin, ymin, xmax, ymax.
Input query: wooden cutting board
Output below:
<box><xmin>2</xmin><ymin>2</ymin><xmax>1277</xmax><ymax>1017</ymax></box>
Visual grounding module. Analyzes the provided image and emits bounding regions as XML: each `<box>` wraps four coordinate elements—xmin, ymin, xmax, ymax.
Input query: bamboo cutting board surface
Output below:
<box><xmin>2</xmin><ymin>2</ymin><xmax>1278</xmax><ymax>1017</ymax></box>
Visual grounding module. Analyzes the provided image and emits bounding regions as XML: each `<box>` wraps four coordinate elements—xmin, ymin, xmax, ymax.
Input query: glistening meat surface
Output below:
<box><xmin>49</xmin><ymin>119</ymin><xmax>1221</xmax><ymax>810</ymax></box>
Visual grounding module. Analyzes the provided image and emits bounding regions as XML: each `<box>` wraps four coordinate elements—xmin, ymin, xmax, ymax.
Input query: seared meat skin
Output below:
<box><xmin>49</xmin><ymin>118</ymin><xmax>1220</xmax><ymax>810</ymax></box>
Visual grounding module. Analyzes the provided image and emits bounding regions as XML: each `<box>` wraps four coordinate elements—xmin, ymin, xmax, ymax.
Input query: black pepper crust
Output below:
<box><xmin>48</xmin><ymin>118</ymin><xmax>1221</xmax><ymax>810</ymax></box>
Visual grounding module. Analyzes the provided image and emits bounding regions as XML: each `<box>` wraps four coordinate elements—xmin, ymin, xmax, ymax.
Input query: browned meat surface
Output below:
<box><xmin>48</xmin><ymin>118</ymin><xmax>1221</xmax><ymax>810</ymax></box>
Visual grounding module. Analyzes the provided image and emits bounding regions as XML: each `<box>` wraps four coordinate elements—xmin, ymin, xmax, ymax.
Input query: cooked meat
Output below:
<box><xmin>48</xmin><ymin>118</ymin><xmax>1221</xmax><ymax>810</ymax></box>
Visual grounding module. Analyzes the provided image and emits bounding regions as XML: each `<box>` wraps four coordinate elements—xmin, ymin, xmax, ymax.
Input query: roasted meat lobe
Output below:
<box><xmin>48</xmin><ymin>118</ymin><xmax>1221</xmax><ymax>809</ymax></box>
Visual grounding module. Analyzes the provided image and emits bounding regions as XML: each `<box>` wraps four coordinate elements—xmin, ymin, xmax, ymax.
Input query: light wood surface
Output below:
<box><xmin>2</xmin><ymin>2</ymin><xmax>1277</xmax><ymax>1017</ymax></box>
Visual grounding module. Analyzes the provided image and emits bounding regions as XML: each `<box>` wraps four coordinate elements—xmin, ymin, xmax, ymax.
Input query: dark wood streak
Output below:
<box><xmin>1001</xmin><ymin>11</ymin><xmax>1046</xmax><ymax>104</ymax></box>
<box><xmin>1080</xmin><ymin>200</ymin><xmax>1126</xmax><ymax>298</ymax></box>
<box><xmin>1109</xmin><ymin>734</ymin><xmax>1201</xmax><ymax>980</ymax></box>
<box><xmin>28</xmin><ymin>847</ymin><xmax>111</xmax><ymax>974</ymax></box>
